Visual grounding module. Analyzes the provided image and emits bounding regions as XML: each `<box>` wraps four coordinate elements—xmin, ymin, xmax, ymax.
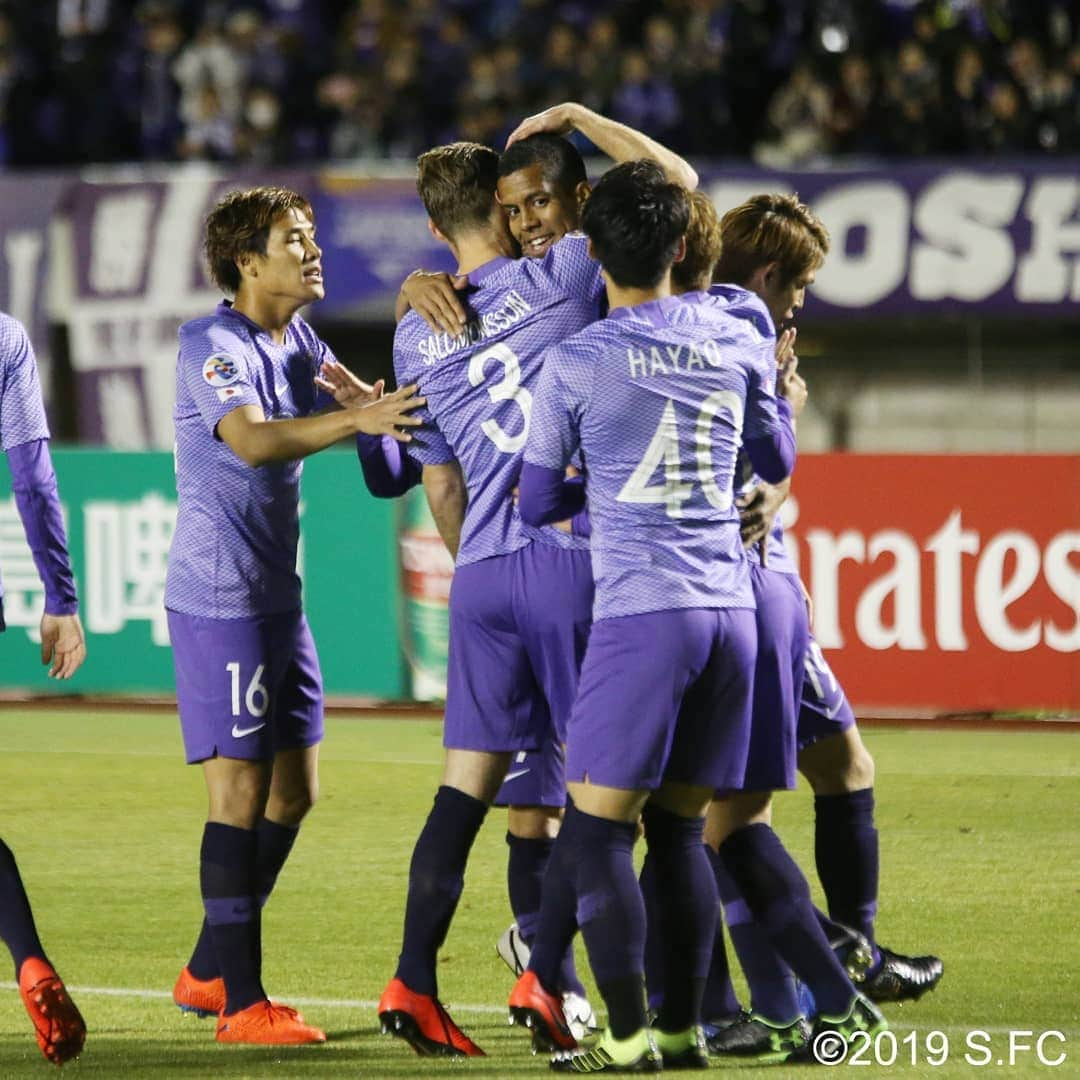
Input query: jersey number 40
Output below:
<box><xmin>618</xmin><ymin>392</ymin><xmax>743</xmax><ymax>518</ymax></box>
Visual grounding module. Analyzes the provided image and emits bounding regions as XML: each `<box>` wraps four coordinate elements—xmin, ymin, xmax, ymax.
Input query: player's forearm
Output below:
<box><xmin>568</xmin><ymin>104</ymin><xmax>698</xmax><ymax>190</ymax></box>
<box><xmin>356</xmin><ymin>433</ymin><xmax>422</xmax><ymax>498</ymax></box>
<box><xmin>518</xmin><ymin>462</ymin><xmax>586</xmax><ymax>527</ymax></box>
<box><xmin>8</xmin><ymin>439</ymin><xmax>79</xmax><ymax>614</ymax></box>
<box><xmin>423</xmin><ymin>464</ymin><xmax>466</xmax><ymax>559</ymax></box>
<box><xmin>745</xmin><ymin>400</ymin><xmax>796</xmax><ymax>485</ymax></box>
<box><xmin>228</xmin><ymin>410</ymin><xmax>368</xmax><ymax>466</ymax></box>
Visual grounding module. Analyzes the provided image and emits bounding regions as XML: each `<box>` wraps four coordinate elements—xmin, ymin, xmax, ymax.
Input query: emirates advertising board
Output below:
<box><xmin>398</xmin><ymin>455</ymin><xmax>1079</xmax><ymax>714</ymax></box>
<box><xmin>780</xmin><ymin>454</ymin><xmax>1078</xmax><ymax>713</ymax></box>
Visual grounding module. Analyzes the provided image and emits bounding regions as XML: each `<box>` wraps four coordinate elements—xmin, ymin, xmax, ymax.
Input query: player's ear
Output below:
<box><xmin>748</xmin><ymin>260</ymin><xmax>779</xmax><ymax>294</ymax></box>
<box><xmin>237</xmin><ymin>254</ymin><xmax>256</xmax><ymax>279</ymax></box>
<box><xmin>574</xmin><ymin>181</ymin><xmax>591</xmax><ymax>215</ymax></box>
<box><xmin>672</xmin><ymin>235</ymin><xmax>687</xmax><ymax>264</ymax></box>
<box><xmin>427</xmin><ymin>218</ymin><xmax>449</xmax><ymax>245</ymax></box>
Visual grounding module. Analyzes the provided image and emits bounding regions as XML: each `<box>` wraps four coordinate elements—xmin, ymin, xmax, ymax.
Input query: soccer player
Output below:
<box><xmin>707</xmin><ymin>193</ymin><xmax>943</xmax><ymax>1022</ymax></box>
<box><xmin>375</xmin><ymin>139</ymin><xmax>614</xmax><ymax>1058</ymax></box>
<box><xmin>652</xmin><ymin>192</ymin><xmax>932</xmax><ymax>1060</ymax></box>
<box><xmin>514</xmin><ymin>159</ymin><xmax>798</xmax><ymax>1072</ymax></box>
<box><xmin>384</xmin><ymin>110</ymin><xmax>699</xmax><ymax>1037</ymax></box>
<box><xmin>165</xmin><ymin>186</ymin><xmax>422</xmax><ymax>1045</ymax></box>
<box><xmin>0</xmin><ymin>312</ymin><xmax>87</xmax><ymax>1066</ymax></box>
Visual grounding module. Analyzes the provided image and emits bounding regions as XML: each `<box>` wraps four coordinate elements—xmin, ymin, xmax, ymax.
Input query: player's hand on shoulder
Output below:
<box><xmin>355</xmin><ymin>384</ymin><xmax>426</xmax><ymax>442</ymax></box>
<box><xmin>316</xmin><ymin>361</ymin><xmax>384</xmax><ymax>408</ymax></box>
<box><xmin>506</xmin><ymin>102</ymin><xmax>583</xmax><ymax>146</ymax></box>
<box><xmin>40</xmin><ymin>612</ymin><xmax>86</xmax><ymax>680</ymax></box>
<box><xmin>737</xmin><ymin>481</ymin><xmax>787</xmax><ymax>549</ymax></box>
<box><xmin>402</xmin><ymin>271</ymin><xmax>469</xmax><ymax>336</ymax></box>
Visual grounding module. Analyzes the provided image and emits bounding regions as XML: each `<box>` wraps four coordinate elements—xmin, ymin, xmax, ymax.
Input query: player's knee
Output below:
<box><xmin>268</xmin><ymin>781</ymin><xmax>318</xmax><ymax>825</ymax></box>
<box><xmin>799</xmin><ymin>729</ymin><xmax>876</xmax><ymax>793</ymax></box>
<box><xmin>507</xmin><ymin>805</ymin><xmax>561</xmax><ymax>839</ymax></box>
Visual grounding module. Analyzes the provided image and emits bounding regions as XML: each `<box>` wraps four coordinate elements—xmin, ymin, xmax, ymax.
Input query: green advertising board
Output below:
<box><xmin>0</xmin><ymin>449</ymin><xmax>403</xmax><ymax>698</ymax></box>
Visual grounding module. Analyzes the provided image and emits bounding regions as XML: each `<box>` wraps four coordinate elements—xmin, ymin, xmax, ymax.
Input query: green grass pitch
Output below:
<box><xmin>0</xmin><ymin>710</ymin><xmax>1077</xmax><ymax>1077</ymax></box>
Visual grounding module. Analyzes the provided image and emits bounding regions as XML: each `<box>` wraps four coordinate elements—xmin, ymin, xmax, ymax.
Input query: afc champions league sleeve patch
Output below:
<box><xmin>202</xmin><ymin>354</ymin><xmax>242</xmax><ymax>388</ymax></box>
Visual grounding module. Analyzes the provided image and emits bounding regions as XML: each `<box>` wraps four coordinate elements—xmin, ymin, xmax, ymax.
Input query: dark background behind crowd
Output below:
<box><xmin>1</xmin><ymin>0</ymin><xmax>1077</xmax><ymax>169</ymax></box>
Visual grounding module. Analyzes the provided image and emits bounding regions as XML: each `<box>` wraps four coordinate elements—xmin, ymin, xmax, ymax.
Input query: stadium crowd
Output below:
<box><xmin>0</xmin><ymin>0</ymin><xmax>1077</xmax><ymax>168</ymax></box>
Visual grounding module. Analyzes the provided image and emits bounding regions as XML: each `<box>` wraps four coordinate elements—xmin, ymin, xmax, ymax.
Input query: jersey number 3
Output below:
<box><xmin>618</xmin><ymin>391</ymin><xmax>744</xmax><ymax>518</ymax></box>
<box><xmin>468</xmin><ymin>343</ymin><xmax>533</xmax><ymax>453</ymax></box>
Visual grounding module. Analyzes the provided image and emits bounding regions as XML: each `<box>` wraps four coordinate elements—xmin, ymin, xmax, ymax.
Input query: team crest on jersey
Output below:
<box><xmin>203</xmin><ymin>355</ymin><xmax>240</xmax><ymax>387</ymax></box>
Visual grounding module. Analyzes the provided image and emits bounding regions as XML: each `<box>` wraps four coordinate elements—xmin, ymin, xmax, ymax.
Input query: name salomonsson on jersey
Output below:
<box><xmin>417</xmin><ymin>291</ymin><xmax>533</xmax><ymax>365</ymax></box>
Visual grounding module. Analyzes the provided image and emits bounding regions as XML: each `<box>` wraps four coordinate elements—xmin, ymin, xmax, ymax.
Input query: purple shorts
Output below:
<box><xmin>729</xmin><ymin>565</ymin><xmax>809</xmax><ymax>794</ymax></box>
<box><xmin>565</xmin><ymin>607</ymin><xmax>755</xmax><ymax>792</ymax></box>
<box><xmin>797</xmin><ymin>637</ymin><xmax>856</xmax><ymax>752</ymax></box>
<box><xmin>445</xmin><ymin>544</ymin><xmax>593</xmax><ymax>755</ymax></box>
<box><xmin>493</xmin><ymin>738</ymin><xmax>568</xmax><ymax>808</ymax></box>
<box><xmin>167</xmin><ymin>608</ymin><xmax>324</xmax><ymax>764</ymax></box>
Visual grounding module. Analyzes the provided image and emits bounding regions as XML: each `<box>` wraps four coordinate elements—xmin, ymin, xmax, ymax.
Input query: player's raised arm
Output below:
<box><xmin>506</xmin><ymin>102</ymin><xmax>698</xmax><ymax>191</ymax></box>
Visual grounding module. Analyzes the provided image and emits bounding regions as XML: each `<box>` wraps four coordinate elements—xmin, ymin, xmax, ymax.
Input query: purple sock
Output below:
<box><xmin>0</xmin><ymin>839</ymin><xmax>46</xmax><ymax>978</ymax></box>
<box><xmin>507</xmin><ymin>832</ymin><xmax>585</xmax><ymax>997</ymax></box>
<box><xmin>639</xmin><ymin>851</ymin><xmax>666</xmax><ymax>1010</ymax></box>
<box><xmin>699</xmin><ymin>847</ymin><xmax>746</xmax><ymax>1020</ymax></box>
<box><xmin>527</xmin><ymin>819</ymin><xmax>580</xmax><ymax>995</ymax></box>
<box><xmin>815</xmin><ymin>789</ymin><xmax>879</xmax><ymax>945</ymax></box>
<box><xmin>188</xmin><ymin>818</ymin><xmax>300</xmax><ymax>981</ymax></box>
<box><xmin>718</xmin><ymin>824</ymin><xmax>854</xmax><ymax>1016</ymax></box>
<box><xmin>641</xmin><ymin>805</ymin><xmax>717</xmax><ymax>1032</ymax></box>
<box><xmin>200</xmin><ymin>822</ymin><xmax>263</xmax><ymax>1015</ymax></box>
<box><xmin>395</xmin><ymin>786</ymin><xmax>488</xmax><ymax>996</ymax></box>
<box><xmin>711</xmin><ymin>847</ymin><xmax>800</xmax><ymax>1023</ymax></box>
<box><xmin>564</xmin><ymin>804</ymin><xmax>647</xmax><ymax>1038</ymax></box>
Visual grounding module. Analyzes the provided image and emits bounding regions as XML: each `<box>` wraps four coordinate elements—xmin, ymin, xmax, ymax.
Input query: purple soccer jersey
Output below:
<box><xmin>393</xmin><ymin>235</ymin><xmax>603</xmax><ymax>567</ymax></box>
<box><xmin>165</xmin><ymin>301</ymin><xmax>334</xmax><ymax>619</ymax></box>
<box><xmin>525</xmin><ymin>294</ymin><xmax>793</xmax><ymax>620</ymax></box>
<box><xmin>0</xmin><ymin>313</ymin><xmax>79</xmax><ymax>626</ymax></box>
<box><xmin>0</xmin><ymin>314</ymin><xmax>50</xmax><ymax>452</ymax></box>
<box><xmin>693</xmin><ymin>284</ymin><xmax>800</xmax><ymax>577</ymax></box>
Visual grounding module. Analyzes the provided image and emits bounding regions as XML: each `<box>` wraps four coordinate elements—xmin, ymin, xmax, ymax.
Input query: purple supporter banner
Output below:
<box><xmin>52</xmin><ymin>160</ymin><xmax>1079</xmax><ymax>447</ymax></box>
<box><xmin>701</xmin><ymin>162</ymin><xmax>1080</xmax><ymax>318</ymax></box>
<box><xmin>0</xmin><ymin>175</ymin><xmax>67</xmax><ymax>395</ymax></box>
<box><xmin>313</xmin><ymin>161</ymin><xmax>1080</xmax><ymax>320</ymax></box>
<box><xmin>312</xmin><ymin>174</ymin><xmax>456</xmax><ymax>317</ymax></box>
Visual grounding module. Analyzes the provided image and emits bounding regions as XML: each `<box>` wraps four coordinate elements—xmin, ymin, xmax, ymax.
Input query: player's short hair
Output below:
<box><xmin>204</xmin><ymin>186</ymin><xmax>314</xmax><ymax>294</ymax></box>
<box><xmin>714</xmin><ymin>193</ymin><xmax>830</xmax><ymax>287</ymax></box>
<box><xmin>497</xmin><ymin>134</ymin><xmax>587</xmax><ymax>195</ymax></box>
<box><xmin>416</xmin><ymin>141</ymin><xmax>500</xmax><ymax>240</ymax></box>
<box><xmin>581</xmin><ymin>160</ymin><xmax>690</xmax><ymax>289</ymax></box>
<box><xmin>672</xmin><ymin>190</ymin><xmax>723</xmax><ymax>293</ymax></box>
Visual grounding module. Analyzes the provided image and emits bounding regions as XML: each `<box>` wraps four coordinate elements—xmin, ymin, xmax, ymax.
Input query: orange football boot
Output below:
<box><xmin>378</xmin><ymin>977</ymin><xmax>485</xmax><ymax>1056</ymax></box>
<box><xmin>18</xmin><ymin>957</ymin><xmax>86</xmax><ymax>1066</ymax></box>
<box><xmin>215</xmin><ymin>999</ymin><xmax>326</xmax><ymax>1044</ymax></box>
<box><xmin>508</xmin><ymin>970</ymin><xmax>578</xmax><ymax>1052</ymax></box>
<box><xmin>172</xmin><ymin>966</ymin><xmax>226</xmax><ymax>1018</ymax></box>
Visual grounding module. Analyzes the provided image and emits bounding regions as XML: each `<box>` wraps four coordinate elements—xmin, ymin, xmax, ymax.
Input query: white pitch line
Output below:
<box><xmin>0</xmin><ymin>984</ymin><xmax>1074</xmax><ymax>1034</ymax></box>
<box><xmin>0</xmin><ymin>983</ymin><xmax>506</xmax><ymax>1015</ymax></box>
